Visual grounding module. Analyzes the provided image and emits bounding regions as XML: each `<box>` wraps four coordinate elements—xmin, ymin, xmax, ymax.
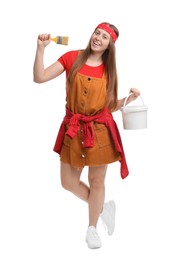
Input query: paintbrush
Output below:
<box><xmin>51</xmin><ymin>36</ymin><xmax>69</xmax><ymax>45</ymax></box>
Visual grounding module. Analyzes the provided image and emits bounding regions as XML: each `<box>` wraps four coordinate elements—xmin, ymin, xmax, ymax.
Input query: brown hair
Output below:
<box><xmin>67</xmin><ymin>22</ymin><xmax>119</xmax><ymax>112</ymax></box>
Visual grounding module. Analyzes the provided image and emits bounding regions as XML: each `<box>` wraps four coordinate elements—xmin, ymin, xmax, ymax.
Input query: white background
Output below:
<box><xmin>0</xmin><ymin>0</ymin><xmax>179</xmax><ymax>259</ymax></box>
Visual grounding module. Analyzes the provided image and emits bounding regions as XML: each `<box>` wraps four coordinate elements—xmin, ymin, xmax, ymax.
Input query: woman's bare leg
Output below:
<box><xmin>60</xmin><ymin>161</ymin><xmax>107</xmax><ymax>228</ymax></box>
<box><xmin>88</xmin><ymin>165</ymin><xmax>107</xmax><ymax>227</ymax></box>
<box><xmin>60</xmin><ymin>161</ymin><xmax>89</xmax><ymax>202</ymax></box>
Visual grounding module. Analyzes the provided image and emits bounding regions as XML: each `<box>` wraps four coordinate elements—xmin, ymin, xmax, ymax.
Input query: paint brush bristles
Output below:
<box><xmin>51</xmin><ymin>36</ymin><xmax>69</xmax><ymax>45</ymax></box>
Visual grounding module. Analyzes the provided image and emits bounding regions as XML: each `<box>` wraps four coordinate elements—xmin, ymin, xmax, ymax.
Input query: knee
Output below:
<box><xmin>89</xmin><ymin>177</ymin><xmax>105</xmax><ymax>190</ymax></box>
<box><xmin>88</xmin><ymin>165</ymin><xmax>106</xmax><ymax>190</ymax></box>
<box><xmin>61</xmin><ymin>176</ymin><xmax>73</xmax><ymax>191</ymax></box>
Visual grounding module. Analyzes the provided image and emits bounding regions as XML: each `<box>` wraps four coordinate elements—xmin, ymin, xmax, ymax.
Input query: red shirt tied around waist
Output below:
<box><xmin>53</xmin><ymin>107</ymin><xmax>129</xmax><ymax>179</ymax></box>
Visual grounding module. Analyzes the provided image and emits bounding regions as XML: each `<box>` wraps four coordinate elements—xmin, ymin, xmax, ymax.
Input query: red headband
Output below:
<box><xmin>96</xmin><ymin>23</ymin><xmax>118</xmax><ymax>42</ymax></box>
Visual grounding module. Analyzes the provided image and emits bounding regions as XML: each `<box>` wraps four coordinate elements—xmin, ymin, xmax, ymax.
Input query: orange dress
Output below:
<box><xmin>59</xmin><ymin>70</ymin><xmax>121</xmax><ymax>168</ymax></box>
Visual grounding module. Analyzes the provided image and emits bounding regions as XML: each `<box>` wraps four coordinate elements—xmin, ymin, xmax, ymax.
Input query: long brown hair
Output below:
<box><xmin>67</xmin><ymin>22</ymin><xmax>119</xmax><ymax>112</ymax></box>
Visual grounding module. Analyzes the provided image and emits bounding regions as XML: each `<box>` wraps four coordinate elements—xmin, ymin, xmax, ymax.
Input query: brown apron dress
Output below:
<box><xmin>60</xmin><ymin>71</ymin><xmax>121</xmax><ymax>168</ymax></box>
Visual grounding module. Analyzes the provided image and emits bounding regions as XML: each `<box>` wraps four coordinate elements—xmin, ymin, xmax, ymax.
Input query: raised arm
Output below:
<box><xmin>33</xmin><ymin>34</ymin><xmax>64</xmax><ymax>83</ymax></box>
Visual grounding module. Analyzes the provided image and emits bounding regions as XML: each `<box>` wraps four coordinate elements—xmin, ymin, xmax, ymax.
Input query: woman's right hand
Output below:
<box><xmin>37</xmin><ymin>34</ymin><xmax>51</xmax><ymax>47</ymax></box>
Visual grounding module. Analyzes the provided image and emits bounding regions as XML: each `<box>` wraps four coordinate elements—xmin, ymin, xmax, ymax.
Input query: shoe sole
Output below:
<box><xmin>101</xmin><ymin>200</ymin><xmax>116</xmax><ymax>235</ymax></box>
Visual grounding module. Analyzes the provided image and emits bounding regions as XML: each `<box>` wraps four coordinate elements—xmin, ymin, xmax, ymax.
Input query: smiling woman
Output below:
<box><xmin>33</xmin><ymin>21</ymin><xmax>140</xmax><ymax>249</ymax></box>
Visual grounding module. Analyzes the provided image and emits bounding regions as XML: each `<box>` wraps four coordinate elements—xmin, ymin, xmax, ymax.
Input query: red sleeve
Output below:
<box><xmin>58</xmin><ymin>50</ymin><xmax>79</xmax><ymax>76</ymax></box>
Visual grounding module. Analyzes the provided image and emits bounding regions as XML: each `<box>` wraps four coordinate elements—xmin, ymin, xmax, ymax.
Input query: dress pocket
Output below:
<box><xmin>95</xmin><ymin>124</ymin><xmax>112</xmax><ymax>148</ymax></box>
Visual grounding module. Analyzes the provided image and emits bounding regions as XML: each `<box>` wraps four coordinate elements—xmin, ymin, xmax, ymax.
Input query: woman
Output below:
<box><xmin>33</xmin><ymin>22</ymin><xmax>140</xmax><ymax>249</ymax></box>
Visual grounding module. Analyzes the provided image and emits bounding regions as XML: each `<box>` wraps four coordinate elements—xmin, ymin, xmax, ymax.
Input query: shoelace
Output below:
<box><xmin>87</xmin><ymin>228</ymin><xmax>99</xmax><ymax>239</ymax></box>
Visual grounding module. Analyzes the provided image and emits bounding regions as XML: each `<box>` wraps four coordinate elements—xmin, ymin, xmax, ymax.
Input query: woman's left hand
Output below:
<box><xmin>127</xmin><ymin>88</ymin><xmax>141</xmax><ymax>103</ymax></box>
<box><xmin>117</xmin><ymin>87</ymin><xmax>141</xmax><ymax>110</ymax></box>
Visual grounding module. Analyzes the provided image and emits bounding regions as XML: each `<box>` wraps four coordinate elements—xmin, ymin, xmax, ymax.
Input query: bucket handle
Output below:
<box><xmin>123</xmin><ymin>93</ymin><xmax>145</xmax><ymax>112</ymax></box>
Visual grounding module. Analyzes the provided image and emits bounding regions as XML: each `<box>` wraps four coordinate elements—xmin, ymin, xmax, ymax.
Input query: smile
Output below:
<box><xmin>93</xmin><ymin>40</ymin><xmax>100</xmax><ymax>46</ymax></box>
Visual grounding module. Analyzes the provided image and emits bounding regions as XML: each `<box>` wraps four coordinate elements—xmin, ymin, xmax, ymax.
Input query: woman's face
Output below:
<box><xmin>90</xmin><ymin>28</ymin><xmax>110</xmax><ymax>53</ymax></box>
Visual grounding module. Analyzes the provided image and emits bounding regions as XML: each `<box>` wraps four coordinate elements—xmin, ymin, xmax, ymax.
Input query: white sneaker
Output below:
<box><xmin>100</xmin><ymin>200</ymin><xmax>116</xmax><ymax>235</ymax></box>
<box><xmin>85</xmin><ymin>226</ymin><xmax>102</xmax><ymax>249</ymax></box>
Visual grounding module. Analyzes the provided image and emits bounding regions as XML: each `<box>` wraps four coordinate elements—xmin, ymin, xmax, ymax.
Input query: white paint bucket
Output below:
<box><xmin>120</xmin><ymin>94</ymin><xmax>148</xmax><ymax>130</ymax></box>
